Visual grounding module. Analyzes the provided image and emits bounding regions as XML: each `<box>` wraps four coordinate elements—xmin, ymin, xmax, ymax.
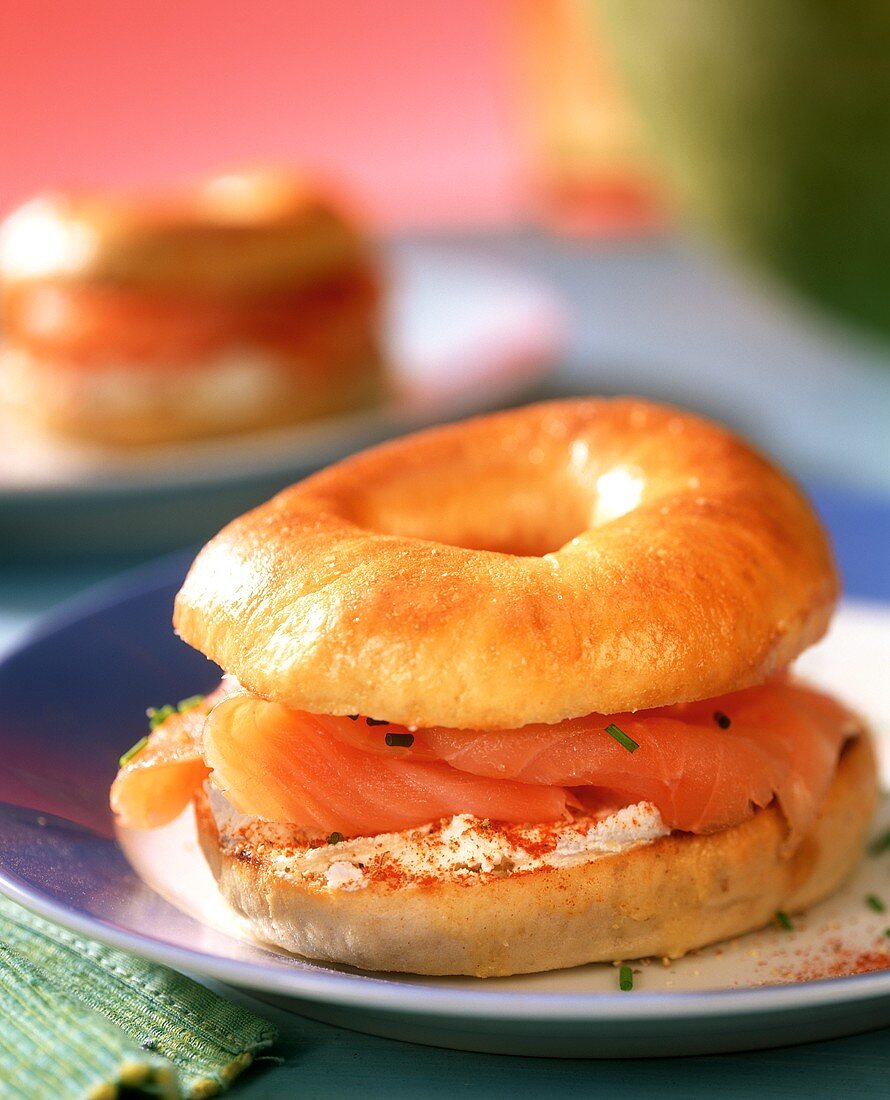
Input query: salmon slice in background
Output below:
<box><xmin>6</xmin><ymin>273</ymin><xmax>378</xmax><ymax>367</ymax></box>
<box><xmin>111</xmin><ymin>677</ymin><xmax>859</xmax><ymax>845</ymax></box>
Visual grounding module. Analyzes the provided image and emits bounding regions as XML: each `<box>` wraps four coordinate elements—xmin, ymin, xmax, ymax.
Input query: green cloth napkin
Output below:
<box><xmin>0</xmin><ymin>896</ymin><xmax>279</xmax><ymax>1098</ymax></box>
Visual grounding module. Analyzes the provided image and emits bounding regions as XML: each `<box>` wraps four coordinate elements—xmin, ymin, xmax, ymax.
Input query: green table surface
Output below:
<box><xmin>213</xmin><ymin>980</ymin><xmax>890</xmax><ymax>1099</ymax></box>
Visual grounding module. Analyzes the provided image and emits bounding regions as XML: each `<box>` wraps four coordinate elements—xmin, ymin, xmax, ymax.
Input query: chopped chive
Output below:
<box><xmin>605</xmin><ymin>723</ymin><xmax>638</xmax><ymax>753</ymax></box>
<box><xmin>869</xmin><ymin>829</ymin><xmax>890</xmax><ymax>856</ymax></box>
<box><xmin>365</xmin><ymin>717</ymin><xmax>389</xmax><ymax>727</ymax></box>
<box><xmin>118</xmin><ymin>736</ymin><xmax>149</xmax><ymax>767</ymax></box>
<box><xmin>327</xmin><ymin>832</ymin><xmax>344</xmax><ymax>845</ymax></box>
<box><xmin>145</xmin><ymin>695</ymin><xmax>204</xmax><ymax>732</ymax></box>
<box><xmin>619</xmin><ymin>965</ymin><xmax>634</xmax><ymax>991</ymax></box>
<box><xmin>714</xmin><ymin>711</ymin><xmax>731</xmax><ymax>730</ymax></box>
<box><xmin>385</xmin><ymin>732</ymin><xmax>415</xmax><ymax>748</ymax></box>
<box><xmin>884</xmin><ymin>929</ymin><xmax>890</xmax><ymax>939</ymax></box>
<box><xmin>775</xmin><ymin>910</ymin><xmax>794</xmax><ymax>931</ymax></box>
<box><xmin>867</xmin><ymin>894</ymin><xmax>887</xmax><ymax>913</ymax></box>
<box><xmin>146</xmin><ymin>704</ymin><xmax>175</xmax><ymax>731</ymax></box>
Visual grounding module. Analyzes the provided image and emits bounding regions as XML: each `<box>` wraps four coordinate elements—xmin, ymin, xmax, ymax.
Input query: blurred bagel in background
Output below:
<box><xmin>0</xmin><ymin>169</ymin><xmax>385</xmax><ymax>446</ymax></box>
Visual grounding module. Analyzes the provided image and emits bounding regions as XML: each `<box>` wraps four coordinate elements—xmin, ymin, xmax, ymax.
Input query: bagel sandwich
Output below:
<box><xmin>0</xmin><ymin>169</ymin><xmax>383</xmax><ymax>446</ymax></box>
<box><xmin>111</xmin><ymin>398</ymin><xmax>876</xmax><ymax>976</ymax></box>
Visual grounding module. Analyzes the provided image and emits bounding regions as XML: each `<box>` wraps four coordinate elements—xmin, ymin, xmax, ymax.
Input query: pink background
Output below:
<box><xmin>0</xmin><ymin>0</ymin><xmax>522</xmax><ymax>228</ymax></box>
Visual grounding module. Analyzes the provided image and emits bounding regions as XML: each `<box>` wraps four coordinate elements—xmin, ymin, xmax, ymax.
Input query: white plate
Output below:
<box><xmin>0</xmin><ymin>559</ymin><xmax>888</xmax><ymax>1057</ymax></box>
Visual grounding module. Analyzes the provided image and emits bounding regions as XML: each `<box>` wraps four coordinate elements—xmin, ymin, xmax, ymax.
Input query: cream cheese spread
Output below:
<box><xmin>206</xmin><ymin>784</ymin><xmax>670</xmax><ymax>892</ymax></box>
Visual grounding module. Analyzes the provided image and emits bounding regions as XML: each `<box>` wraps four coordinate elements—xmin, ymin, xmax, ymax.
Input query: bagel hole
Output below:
<box><xmin>354</xmin><ymin>474</ymin><xmax>595</xmax><ymax>556</ymax></box>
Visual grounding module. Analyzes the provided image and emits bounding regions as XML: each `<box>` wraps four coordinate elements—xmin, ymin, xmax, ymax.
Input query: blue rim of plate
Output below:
<box><xmin>1</xmin><ymin>552</ymin><xmax>890</xmax><ymax>1023</ymax></box>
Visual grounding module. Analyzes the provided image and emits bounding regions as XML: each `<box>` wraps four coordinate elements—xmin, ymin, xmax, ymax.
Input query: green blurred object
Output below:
<box><xmin>595</xmin><ymin>0</ymin><xmax>890</xmax><ymax>341</ymax></box>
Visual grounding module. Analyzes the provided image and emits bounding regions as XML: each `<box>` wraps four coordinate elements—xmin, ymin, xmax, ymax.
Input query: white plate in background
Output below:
<box><xmin>0</xmin><ymin>243</ymin><xmax>563</xmax><ymax>553</ymax></box>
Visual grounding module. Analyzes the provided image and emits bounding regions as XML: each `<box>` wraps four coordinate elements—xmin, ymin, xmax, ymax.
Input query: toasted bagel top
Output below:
<box><xmin>174</xmin><ymin>398</ymin><xmax>838</xmax><ymax>728</ymax></box>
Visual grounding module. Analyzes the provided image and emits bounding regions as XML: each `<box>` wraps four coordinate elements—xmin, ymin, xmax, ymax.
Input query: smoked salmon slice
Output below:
<box><xmin>326</xmin><ymin>682</ymin><xmax>856</xmax><ymax>845</ymax></box>
<box><xmin>110</xmin><ymin>683</ymin><xmax>230</xmax><ymax>829</ymax></box>
<box><xmin>203</xmin><ymin>696</ymin><xmax>572</xmax><ymax>836</ymax></box>
<box><xmin>111</xmin><ymin>679</ymin><xmax>860</xmax><ymax>845</ymax></box>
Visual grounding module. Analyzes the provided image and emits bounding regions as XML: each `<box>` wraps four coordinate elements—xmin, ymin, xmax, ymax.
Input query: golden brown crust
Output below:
<box><xmin>0</xmin><ymin>170</ymin><xmax>369</xmax><ymax>294</ymax></box>
<box><xmin>194</xmin><ymin>735</ymin><xmax>876</xmax><ymax>977</ymax></box>
<box><xmin>175</xmin><ymin>398</ymin><xmax>838</xmax><ymax>727</ymax></box>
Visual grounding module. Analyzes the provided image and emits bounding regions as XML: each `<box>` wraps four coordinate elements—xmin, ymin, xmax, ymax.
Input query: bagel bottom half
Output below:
<box><xmin>1</xmin><ymin>343</ymin><xmax>384</xmax><ymax>446</ymax></box>
<box><xmin>194</xmin><ymin>736</ymin><xmax>876</xmax><ymax>977</ymax></box>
